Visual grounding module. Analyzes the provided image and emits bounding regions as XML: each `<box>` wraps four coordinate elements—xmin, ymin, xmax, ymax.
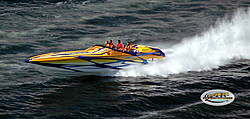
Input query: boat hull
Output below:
<box><xmin>29</xmin><ymin>64</ymin><xmax>117</xmax><ymax>76</ymax></box>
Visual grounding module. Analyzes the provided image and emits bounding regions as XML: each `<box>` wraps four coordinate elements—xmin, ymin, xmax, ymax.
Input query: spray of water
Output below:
<box><xmin>116</xmin><ymin>8</ymin><xmax>250</xmax><ymax>77</ymax></box>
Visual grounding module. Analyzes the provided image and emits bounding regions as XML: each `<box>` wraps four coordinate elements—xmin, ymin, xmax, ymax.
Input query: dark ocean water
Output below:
<box><xmin>1</xmin><ymin>0</ymin><xmax>250</xmax><ymax>118</ymax></box>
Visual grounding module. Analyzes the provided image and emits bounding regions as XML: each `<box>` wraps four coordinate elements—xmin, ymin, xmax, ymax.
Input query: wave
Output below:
<box><xmin>116</xmin><ymin>8</ymin><xmax>250</xmax><ymax>77</ymax></box>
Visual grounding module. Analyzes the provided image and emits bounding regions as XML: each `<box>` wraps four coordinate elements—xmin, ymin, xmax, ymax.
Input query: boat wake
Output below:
<box><xmin>116</xmin><ymin>8</ymin><xmax>250</xmax><ymax>77</ymax></box>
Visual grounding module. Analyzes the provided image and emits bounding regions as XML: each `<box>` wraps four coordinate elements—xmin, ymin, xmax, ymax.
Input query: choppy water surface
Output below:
<box><xmin>1</xmin><ymin>0</ymin><xmax>250</xmax><ymax>118</ymax></box>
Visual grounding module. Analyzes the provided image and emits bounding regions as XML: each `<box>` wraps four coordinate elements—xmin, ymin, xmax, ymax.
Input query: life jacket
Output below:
<box><xmin>116</xmin><ymin>43</ymin><xmax>122</xmax><ymax>49</ymax></box>
<box><xmin>110</xmin><ymin>42</ymin><xmax>114</xmax><ymax>46</ymax></box>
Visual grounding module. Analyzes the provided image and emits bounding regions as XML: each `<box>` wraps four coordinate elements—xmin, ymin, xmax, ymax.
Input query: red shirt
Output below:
<box><xmin>110</xmin><ymin>42</ymin><xmax>113</xmax><ymax>46</ymax></box>
<box><xmin>116</xmin><ymin>43</ymin><xmax>122</xmax><ymax>49</ymax></box>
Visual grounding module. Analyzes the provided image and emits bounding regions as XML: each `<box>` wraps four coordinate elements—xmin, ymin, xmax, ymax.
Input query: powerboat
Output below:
<box><xmin>25</xmin><ymin>44</ymin><xmax>165</xmax><ymax>76</ymax></box>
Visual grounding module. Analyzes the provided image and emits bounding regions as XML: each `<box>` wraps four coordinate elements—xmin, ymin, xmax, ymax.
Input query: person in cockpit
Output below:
<box><xmin>105</xmin><ymin>41</ymin><xmax>109</xmax><ymax>47</ymax></box>
<box><xmin>110</xmin><ymin>44</ymin><xmax>115</xmax><ymax>48</ymax></box>
<box><xmin>122</xmin><ymin>42</ymin><xmax>132</xmax><ymax>52</ymax></box>
<box><xmin>120</xmin><ymin>45</ymin><xmax>126</xmax><ymax>51</ymax></box>
<box><xmin>126</xmin><ymin>42</ymin><xmax>132</xmax><ymax>52</ymax></box>
<box><xmin>116</xmin><ymin>40</ymin><xmax>122</xmax><ymax>50</ymax></box>
<box><xmin>109</xmin><ymin>40</ymin><xmax>114</xmax><ymax>47</ymax></box>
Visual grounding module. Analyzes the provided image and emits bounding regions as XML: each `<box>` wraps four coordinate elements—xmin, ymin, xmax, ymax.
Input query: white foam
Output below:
<box><xmin>116</xmin><ymin>8</ymin><xmax>250</xmax><ymax>77</ymax></box>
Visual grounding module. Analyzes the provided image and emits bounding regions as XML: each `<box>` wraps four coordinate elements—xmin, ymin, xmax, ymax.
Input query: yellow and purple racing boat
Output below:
<box><xmin>25</xmin><ymin>45</ymin><xmax>165</xmax><ymax>76</ymax></box>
